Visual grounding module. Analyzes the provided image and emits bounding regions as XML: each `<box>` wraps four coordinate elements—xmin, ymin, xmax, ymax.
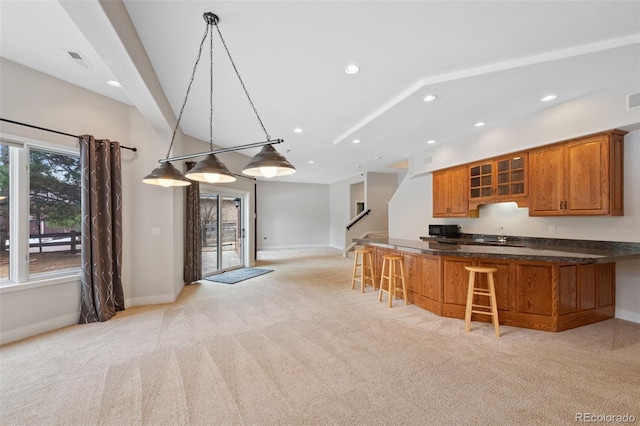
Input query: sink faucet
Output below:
<box><xmin>498</xmin><ymin>226</ymin><xmax>507</xmax><ymax>243</ymax></box>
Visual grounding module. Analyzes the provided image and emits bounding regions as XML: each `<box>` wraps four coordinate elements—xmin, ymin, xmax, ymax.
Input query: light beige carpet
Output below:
<box><xmin>1</xmin><ymin>247</ymin><xmax>638</xmax><ymax>425</ymax></box>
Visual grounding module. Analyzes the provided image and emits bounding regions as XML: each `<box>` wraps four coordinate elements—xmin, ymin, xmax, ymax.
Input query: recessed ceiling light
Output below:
<box><xmin>308</xmin><ymin>160</ymin><xmax>315</xmax><ymax>164</ymax></box>
<box><xmin>422</xmin><ymin>94</ymin><xmax>438</xmax><ymax>102</ymax></box>
<box><xmin>352</xmin><ymin>139</ymin><xmax>361</xmax><ymax>144</ymax></box>
<box><xmin>345</xmin><ymin>64</ymin><xmax>360</xmax><ymax>74</ymax></box>
<box><xmin>474</xmin><ymin>121</ymin><xmax>486</xmax><ymax>127</ymax></box>
<box><xmin>294</xmin><ymin>128</ymin><xmax>303</xmax><ymax>133</ymax></box>
<box><xmin>374</xmin><ymin>156</ymin><xmax>382</xmax><ymax>160</ymax></box>
<box><xmin>107</xmin><ymin>80</ymin><xmax>122</xmax><ymax>88</ymax></box>
<box><xmin>356</xmin><ymin>165</ymin><xmax>362</xmax><ymax>168</ymax></box>
<box><xmin>541</xmin><ymin>94</ymin><xmax>557</xmax><ymax>102</ymax></box>
<box><xmin>427</xmin><ymin>140</ymin><xmax>436</xmax><ymax>144</ymax></box>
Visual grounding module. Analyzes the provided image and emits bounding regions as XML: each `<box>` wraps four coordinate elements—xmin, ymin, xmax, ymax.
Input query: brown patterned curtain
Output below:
<box><xmin>78</xmin><ymin>135</ymin><xmax>124</xmax><ymax>323</ymax></box>
<box><xmin>184</xmin><ymin>161</ymin><xmax>201</xmax><ymax>283</ymax></box>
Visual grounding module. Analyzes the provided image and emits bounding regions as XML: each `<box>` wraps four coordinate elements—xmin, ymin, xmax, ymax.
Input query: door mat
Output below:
<box><xmin>204</xmin><ymin>268</ymin><xmax>273</xmax><ymax>284</ymax></box>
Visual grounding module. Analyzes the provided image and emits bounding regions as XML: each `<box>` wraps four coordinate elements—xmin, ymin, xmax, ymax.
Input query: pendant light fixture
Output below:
<box><xmin>143</xmin><ymin>12</ymin><xmax>295</xmax><ymax>187</ymax></box>
<box><xmin>142</xmin><ymin>161</ymin><xmax>191</xmax><ymax>187</ymax></box>
<box><xmin>242</xmin><ymin>144</ymin><xmax>297</xmax><ymax>178</ymax></box>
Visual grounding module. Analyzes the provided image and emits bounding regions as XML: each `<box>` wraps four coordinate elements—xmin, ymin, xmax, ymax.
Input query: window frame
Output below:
<box><xmin>0</xmin><ymin>133</ymin><xmax>82</xmax><ymax>289</ymax></box>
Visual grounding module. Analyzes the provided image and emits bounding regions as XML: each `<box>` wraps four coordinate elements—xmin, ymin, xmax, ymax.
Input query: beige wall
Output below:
<box><xmin>0</xmin><ymin>59</ymin><xmax>182</xmax><ymax>343</ymax></box>
<box><xmin>256</xmin><ymin>181</ymin><xmax>330</xmax><ymax>249</ymax></box>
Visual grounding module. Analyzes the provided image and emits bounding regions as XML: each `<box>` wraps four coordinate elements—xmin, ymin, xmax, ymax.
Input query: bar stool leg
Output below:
<box><xmin>398</xmin><ymin>260</ymin><xmax>408</xmax><ymax>305</ymax></box>
<box><xmin>464</xmin><ymin>271</ymin><xmax>475</xmax><ymax>332</ymax></box>
<box><xmin>351</xmin><ymin>251</ymin><xmax>360</xmax><ymax>290</ymax></box>
<box><xmin>378</xmin><ymin>258</ymin><xmax>387</xmax><ymax>303</ymax></box>
<box><xmin>359</xmin><ymin>254</ymin><xmax>365</xmax><ymax>293</ymax></box>
<box><xmin>488</xmin><ymin>273</ymin><xmax>500</xmax><ymax>337</ymax></box>
<box><xmin>366</xmin><ymin>252</ymin><xmax>377</xmax><ymax>290</ymax></box>
<box><xmin>388</xmin><ymin>260</ymin><xmax>395</xmax><ymax>308</ymax></box>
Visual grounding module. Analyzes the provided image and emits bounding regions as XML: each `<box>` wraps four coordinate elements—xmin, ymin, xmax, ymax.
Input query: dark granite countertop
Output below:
<box><xmin>353</xmin><ymin>235</ymin><xmax>640</xmax><ymax>264</ymax></box>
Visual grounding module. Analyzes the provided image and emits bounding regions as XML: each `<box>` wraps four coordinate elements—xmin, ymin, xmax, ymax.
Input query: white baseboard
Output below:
<box><xmin>615</xmin><ymin>308</ymin><xmax>640</xmax><ymax>324</ymax></box>
<box><xmin>0</xmin><ymin>312</ymin><xmax>78</xmax><ymax>345</ymax></box>
<box><xmin>256</xmin><ymin>244</ymin><xmax>333</xmax><ymax>250</ymax></box>
<box><xmin>1</xmin><ymin>294</ymin><xmax>180</xmax><ymax>345</ymax></box>
<box><xmin>127</xmin><ymin>293</ymin><xmax>176</xmax><ymax>307</ymax></box>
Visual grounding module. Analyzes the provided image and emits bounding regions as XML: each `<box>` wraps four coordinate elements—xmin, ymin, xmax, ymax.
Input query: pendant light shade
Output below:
<box><xmin>185</xmin><ymin>154</ymin><xmax>236</xmax><ymax>183</ymax></box>
<box><xmin>242</xmin><ymin>144</ymin><xmax>297</xmax><ymax>178</ymax></box>
<box><xmin>142</xmin><ymin>162</ymin><xmax>192</xmax><ymax>187</ymax></box>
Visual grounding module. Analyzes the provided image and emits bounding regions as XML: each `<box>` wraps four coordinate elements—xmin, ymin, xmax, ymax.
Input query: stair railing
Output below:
<box><xmin>346</xmin><ymin>209</ymin><xmax>371</xmax><ymax>230</ymax></box>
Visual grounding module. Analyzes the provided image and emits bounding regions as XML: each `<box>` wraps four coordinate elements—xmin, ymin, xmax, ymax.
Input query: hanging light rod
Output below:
<box><xmin>142</xmin><ymin>11</ymin><xmax>296</xmax><ymax>187</ymax></box>
<box><xmin>159</xmin><ymin>139</ymin><xmax>283</xmax><ymax>163</ymax></box>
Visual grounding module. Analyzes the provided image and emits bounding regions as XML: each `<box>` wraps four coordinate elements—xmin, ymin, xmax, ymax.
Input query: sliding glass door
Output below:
<box><xmin>200</xmin><ymin>190</ymin><xmax>243</xmax><ymax>276</ymax></box>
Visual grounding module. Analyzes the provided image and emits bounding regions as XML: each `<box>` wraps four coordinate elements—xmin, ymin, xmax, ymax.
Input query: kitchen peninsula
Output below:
<box><xmin>354</xmin><ymin>235</ymin><xmax>640</xmax><ymax>331</ymax></box>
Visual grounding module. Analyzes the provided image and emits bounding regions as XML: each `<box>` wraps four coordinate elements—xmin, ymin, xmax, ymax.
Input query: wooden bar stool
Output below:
<box><xmin>464</xmin><ymin>266</ymin><xmax>500</xmax><ymax>337</ymax></box>
<box><xmin>378</xmin><ymin>255</ymin><xmax>407</xmax><ymax>307</ymax></box>
<box><xmin>351</xmin><ymin>249</ymin><xmax>376</xmax><ymax>292</ymax></box>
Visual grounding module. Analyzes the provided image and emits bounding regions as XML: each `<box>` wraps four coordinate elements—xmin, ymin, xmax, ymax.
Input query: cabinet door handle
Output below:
<box><xmin>564</xmin><ymin>200</ymin><xmax>568</xmax><ymax>210</ymax></box>
<box><xmin>560</xmin><ymin>201</ymin><xmax>563</xmax><ymax>210</ymax></box>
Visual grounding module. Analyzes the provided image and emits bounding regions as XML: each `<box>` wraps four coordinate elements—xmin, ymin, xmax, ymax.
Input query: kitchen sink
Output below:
<box><xmin>469</xmin><ymin>239</ymin><xmax>527</xmax><ymax>248</ymax></box>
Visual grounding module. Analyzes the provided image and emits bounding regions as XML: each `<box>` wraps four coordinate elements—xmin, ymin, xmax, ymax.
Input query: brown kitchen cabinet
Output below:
<box><xmin>468</xmin><ymin>153</ymin><xmax>528</xmax><ymax>209</ymax></box>
<box><xmin>361</xmin><ymin>245</ymin><xmax>616</xmax><ymax>332</ymax></box>
<box><xmin>529</xmin><ymin>130</ymin><xmax>625</xmax><ymax>216</ymax></box>
<box><xmin>367</xmin><ymin>245</ymin><xmax>401</xmax><ymax>287</ymax></box>
<box><xmin>432</xmin><ymin>166</ymin><xmax>469</xmax><ymax>217</ymax></box>
<box><xmin>403</xmin><ymin>252</ymin><xmax>442</xmax><ymax>314</ymax></box>
<box><xmin>441</xmin><ymin>257</ymin><xmax>511</xmax><ymax>320</ymax></box>
<box><xmin>438</xmin><ymin>256</ymin><xmax>616</xmax><ymax>331</ymax></box>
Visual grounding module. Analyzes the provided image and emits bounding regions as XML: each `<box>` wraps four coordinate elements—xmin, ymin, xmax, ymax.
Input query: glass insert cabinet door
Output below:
<box><xmin>469</xmin><ymin>154</ymin><xmax>527</xmax><ymax>200</ymax></box>
<box><xmin>469</xmin><ymin>163</ymin><xmax>493</xmax><ymax>199</ymax></box>
<box><xmin>200</xmin><ymin>191</ymin><xmax>243</xmax><ymax>277</ymax></box>
<box><xmin>497</xmin><ymin>156</ymin><xmax>525</xmax><ymax>196</ymax></box>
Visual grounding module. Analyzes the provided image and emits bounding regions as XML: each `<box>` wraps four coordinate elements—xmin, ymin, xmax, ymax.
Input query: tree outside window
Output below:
<box><xmin>28</xmin><ymin>149</ymin><xmax>82</xmax><ymax>276</ymax></box>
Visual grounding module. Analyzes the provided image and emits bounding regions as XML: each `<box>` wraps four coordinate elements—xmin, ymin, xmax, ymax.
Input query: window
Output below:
<box><xmin>28</xmin><ymin>148</ymin><xmax>81</xmax><ymax>277</ymax></box>
<box><xmin>0</xmin><ymin>139</ymin><xmax>81</xmax><ymax>285</ymax></box>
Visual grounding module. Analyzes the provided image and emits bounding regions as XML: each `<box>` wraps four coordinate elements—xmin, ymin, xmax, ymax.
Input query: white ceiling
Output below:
<box><xmin>2</xmin><ymin>1</ymin><xmax>640</xmax><ymax>184</ymax></box>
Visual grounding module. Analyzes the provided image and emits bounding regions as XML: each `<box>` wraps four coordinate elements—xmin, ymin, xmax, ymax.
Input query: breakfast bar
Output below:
<box><xmin>353</xmin><ymin>235</ymin><xmax>640</xmax><ymax>331</ymax></box>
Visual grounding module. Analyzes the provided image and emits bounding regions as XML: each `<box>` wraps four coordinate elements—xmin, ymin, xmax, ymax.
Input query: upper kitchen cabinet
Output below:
<box><xmin>529</xmin><ymin>130</ymin><xmax>626</xmax><ymax>216</ymax></box>
<box><xmin>468</xmin><ymin>153</ymin><xmax>528</xmax><ymax>210</ymax></box>
<box><xmin>433</xmin><ymin>166</ymin><xmax>470</xmax><ymax>217</ymax></box>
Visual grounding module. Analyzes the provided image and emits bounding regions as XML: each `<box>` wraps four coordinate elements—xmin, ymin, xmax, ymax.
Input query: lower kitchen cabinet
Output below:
<box><xmin>366</xmin><ymin>245</ymin><xmax>400</xmax><ymax>288</ymax></box>
<box><xmin>441</xmin><ymin>257</ymin><xmax>511</xmax><ymax>319</ymax></box>
<box><xmin>403</xmin><ymin>252</ymin><xmax>442</xmax><ymax>315</ymax></box>
<box><xmin>365</xmin><ymin>246</ymin><xmax>616</xmax><ymax>332</ymax></box>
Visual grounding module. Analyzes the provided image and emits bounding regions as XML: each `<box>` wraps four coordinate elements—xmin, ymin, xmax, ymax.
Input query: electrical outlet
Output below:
<box><xmin>548</xmin><ymin>226</ymin><xmax>556</xmax><ymax>234</ymax></box>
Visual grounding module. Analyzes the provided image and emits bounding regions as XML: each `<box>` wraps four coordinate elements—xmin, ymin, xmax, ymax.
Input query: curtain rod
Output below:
<box><xmin>0</xmin><ymin>117</ymin><xmax>138</xmax><ymax>152</ymax></box>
